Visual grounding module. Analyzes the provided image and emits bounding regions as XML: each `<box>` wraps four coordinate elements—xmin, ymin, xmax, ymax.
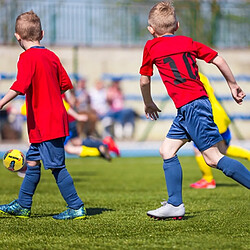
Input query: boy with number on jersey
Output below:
<box><xmin>0</xmin><ymin>11</ymin><xmax>86</xmax><ymax>220</ymax></box>
<box><xmin>139</xmin><ymin>1</ymin><xmax>250</xmax><ymax>220</ymax></box>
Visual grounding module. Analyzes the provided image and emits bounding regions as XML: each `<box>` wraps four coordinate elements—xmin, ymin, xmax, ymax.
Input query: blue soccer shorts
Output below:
<box><xmin>26</xmin><ymin>137</ymin><xmax>66</xmax><ymax>169</ymax></box>
<box><xmin>167</xmin><ymin>97</ymin><xmax>223</xmax><ymax>152</ymax></box>
<box><xmin>193</xmin><ymin>127</ymin><xmax>232</xmax><ymax>149</ymax></box>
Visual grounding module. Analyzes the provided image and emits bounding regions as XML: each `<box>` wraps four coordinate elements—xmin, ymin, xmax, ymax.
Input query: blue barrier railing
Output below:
<box><xmin>102</xmin><ymin>73</ymin><xmax>250</xmax><ymax>82</ymax></box>
<box><xmin>1</xmin><ymin>73</ymin><xmax>249</xmax><ymax>121</ymax></box>
<box><xmin>2</xmin><ymin>72</ymin><xmax>250</xmax><ymax>82</ymax></box>
<box><xmin>1</xmin><ymin>93</ymin><xmax>250</xmax><ymax>102</ymax></box>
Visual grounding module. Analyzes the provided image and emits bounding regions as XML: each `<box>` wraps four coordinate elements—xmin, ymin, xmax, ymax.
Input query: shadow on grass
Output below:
<box><xmin>0</xmin><ymin>207</ymin><xmax>114</xmax><ymax>219</ymax></box>
<box><xmin>147</xmin><ymin>215</ymin><xmax>194</xmax><ymax>221</ymax></box>
<box><xmin>86</xmin><ymin>207</ymin><xmax>114</xmax><ymax>216</ymax></box>
<box><xmin>216</xmin><ymin>183</ymin><xmax>239</xmax><ymax>187</ymax></box>
<box><xmin>160</xmin><ymin>210</ymin><xmax>219</xmax><ymax>221</ymax></box>
<box><xmin>0</xmin><ymin>213</ymin><xmax>55</xmax><ymax>219</ymax></box>
<box><xmin>30</xmin><ymin>207</ymin><xmax>114</xmax><ymax>218</ymax></box>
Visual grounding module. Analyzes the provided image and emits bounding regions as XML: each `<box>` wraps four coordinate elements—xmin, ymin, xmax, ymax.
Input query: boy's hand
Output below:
<box><xmin>231</xmin><ymin>85</ymin><xmax>246</xmax><ymax>105</ymax></box>
<box><xmin>145</xmin><ymin>102</ymin><xmax>161</xmax><ymax>120</ymax></box>
<box><xmin>211</xmin><ymin>55</ymin><xmax>246</xmax><ymax>105</ymax></box>
<box><xmin>0</xmin><ymin>89</ymin><xmax>20</xmax><ymax>110</ymax></box>
<box><xmin>77</xmin><ymin>114</ymin><xmax>88</xmax><ymax>122</ymax></box>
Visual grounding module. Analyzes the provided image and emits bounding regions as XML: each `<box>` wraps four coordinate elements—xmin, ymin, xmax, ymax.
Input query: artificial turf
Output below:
<box><xmin>0</xmin><ymin>156</ymin><xmax>249</xmax><ymax>249</ymax></box>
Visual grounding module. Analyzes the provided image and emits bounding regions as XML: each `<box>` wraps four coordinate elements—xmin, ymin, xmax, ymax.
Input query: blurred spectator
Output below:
<box><xmin>0</xmin><ymin>102</ymin><xmax>24</xmax><ymax>140</ymax></box>
<box><xmin>106</xmin><ymin>78</ymin><xmax>136</xmax><ymax>139</ymax></box>
<box><xmin>74</xmin><ymin>78</ymin><xmax>98</xmax><ymax>137</ymax></box>
<box><xmin>89</xmin><ymin>80</ymin><xmax>109</xmax><ymax>117</ymax></box>
<box><xmin>75</xmin><ymin>78</ymin><xmax>91</xmax><ymax>112</ymax></box>
<box><xmin>89</xmin><ymin>80</ymin><xmax>113</xmax><ymax>138</ymax></box>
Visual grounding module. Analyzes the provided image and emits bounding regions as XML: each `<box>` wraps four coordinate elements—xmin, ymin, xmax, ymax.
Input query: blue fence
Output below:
<box><xmin>0</xmin><ymin>0</ymin><xmax>249</xmax><ymax>48</ymax></box>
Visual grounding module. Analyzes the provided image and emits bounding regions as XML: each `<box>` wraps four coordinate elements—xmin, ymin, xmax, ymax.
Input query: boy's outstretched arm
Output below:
<box><xmin>211</xmin><ymin>55</ymin><xmax>246</xmax><ymax>105</ymax></box>
<box><xmin>140</xmin><ymin>75</ymin><xmax>161</xmax><ymax>120</ymax></box>
<box><xmin>67</xmin><ymin>107</ymin><xmax>88</xmax><ymax>122</ymax></box>
<box><xmin>0</xmin><ymin>89</ymin><xmax>21</xmax><ymax>110</ymax></box>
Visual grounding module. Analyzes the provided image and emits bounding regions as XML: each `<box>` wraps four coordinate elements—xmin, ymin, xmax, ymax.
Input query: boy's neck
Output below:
<box><xmin>155</xmin><ymin>32</ymin><xmax>175</xmax><ymax>38</ymax></box>
<box><xmin>20</xmin><ymin>40</ymin><xmax>42</xmax><ymax>50</ymax></box>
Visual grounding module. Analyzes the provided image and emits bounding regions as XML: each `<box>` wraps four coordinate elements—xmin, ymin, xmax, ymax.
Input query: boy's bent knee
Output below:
<box><xmin>160</xmin><ymin>138</ymin><xmax>187</xmax><ymax>159</ymax></box>
<box><xmin>160</xmin><ymin>149</ymin><xmax>175</xmax><ymax>159</ymax></box>
<box><xmin>27</xmin><ymin>160</ymin><xmax>40</xmax><ymax>167</ymax></box>
<box><xmin>202</xmin><ymin>146</ymin><xmax>224</xmax><ymax>168</ymax></box>
<box><xmin>202</xmin><ymin>157</ymin><xmax>217</xmax><ymax>168</ymax></box>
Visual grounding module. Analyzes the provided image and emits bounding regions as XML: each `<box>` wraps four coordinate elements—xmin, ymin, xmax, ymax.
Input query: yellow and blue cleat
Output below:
<box><xmin>53</xmin><ymin>206</ymin><xmax>87</xmax><ymax>220</ymax></box>
<box><xmin>0</xmin><ymin>200</ymin><xmax>31</xmax><ymax>218</ymax></box>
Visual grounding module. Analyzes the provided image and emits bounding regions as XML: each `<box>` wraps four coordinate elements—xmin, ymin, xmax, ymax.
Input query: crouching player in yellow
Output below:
<box><xmin>190</xmin><ymin>73</ymin><xmax>250</xmax><ymax>189</ymax></box>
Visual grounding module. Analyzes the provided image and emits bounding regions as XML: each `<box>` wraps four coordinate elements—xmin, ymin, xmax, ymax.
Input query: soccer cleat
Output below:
<box><xmin>147</xmin><ymin>201</ymin><xmax>185</xmax><ymax>220</ymax></box>
<box><xmin>99</xmin><ymin>145</ymin><xmax>112</xmax><ymax>161</ymax></box>
<box><xmin>190</xmin><ymin>179</ymin><xmax>216</xmax><ymax>189</ymax></box>
<box><xmin>0</xmin><ymin>200</ymin><xmax>31</xmax><ymax>218</ymax></box>
<box><xmin>103</xmin><ymin>136</ymin><xmax>120</xmax><ymax>157</ymax></box>
<box><xmin>53</xmin><ymin>206</ymin><xmax>87</xmax><ymax>220</ymax></box>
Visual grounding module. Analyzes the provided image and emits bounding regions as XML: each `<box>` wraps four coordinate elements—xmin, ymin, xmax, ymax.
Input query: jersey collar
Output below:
<box><xmin>30</xmin><ymin>46</ymin><xmax>46</xmax><ymax>49</ymax></box>
<box><xmin>162</xmin><ymin>35</ymin><xmax>175</xmax><ymax>37</ymax></box>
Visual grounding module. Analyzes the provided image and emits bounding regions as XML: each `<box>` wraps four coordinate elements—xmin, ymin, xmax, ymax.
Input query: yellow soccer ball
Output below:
<box><xmin>3</xmin><ymin>149</ymin><xmax>25</xmax><ymax>172</ymax></box>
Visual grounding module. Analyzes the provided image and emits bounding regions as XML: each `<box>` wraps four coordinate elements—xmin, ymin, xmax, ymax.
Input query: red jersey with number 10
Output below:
<box><xmin>11</xmin><ymin>47</ymin><xmax>73</xmax><ymax>143</ymax></box>
<box><xmin>140</xmin><ymin>35</ymin><xmax>218</xmax><ymax>108</ymax></box>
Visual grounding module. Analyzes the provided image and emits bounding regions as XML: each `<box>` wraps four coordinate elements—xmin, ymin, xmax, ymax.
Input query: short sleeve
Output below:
<box><xmin>10</xmin><ymin>53</ymin><xmax>34</xmax><ymax>94</ymax></box>
<box><xmin>58</xmin><ymin>63</ymin><xmax>73</xmax><ymax>92</ymax></box>
<box><xmin>194</xmin><ymin>41</ymin><xmax>218</xmax><ymax>63</ymax></box>
<box><xmin>139</xmin><ymin>43</ymin><xmax>154</xmax><ymax>76</ymax></box>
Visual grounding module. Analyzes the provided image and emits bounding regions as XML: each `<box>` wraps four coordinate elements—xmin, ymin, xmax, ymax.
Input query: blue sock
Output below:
<box><xmin>163</xmin><ymin>155</ymin><xmax>183</xmax><ymax>206</ymax></box>
<box><xmin>17</xmin><ymin>164</ymin><xmax>41</xmax><ymax>209</ymax></box>
<box><xmin>52</xmin><ymin>168</ymin><xmax>84</xmax><ymax>209</ymax></box>
<box><xmin>217</xmin><ymin>156</ymin><xmax>250</xmax><ymax>189</ymax></box>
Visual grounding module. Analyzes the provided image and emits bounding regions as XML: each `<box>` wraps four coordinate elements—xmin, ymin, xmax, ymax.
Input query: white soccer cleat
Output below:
<box><xmin>147</xmin><ymin>201</ymin><xmax>185</xmax><ymax>220</ymax></box>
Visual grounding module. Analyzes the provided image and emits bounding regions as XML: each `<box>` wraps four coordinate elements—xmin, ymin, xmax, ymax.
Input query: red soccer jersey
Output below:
<box><xmin>11</xmin><ymin>47</ymin><xmax>73</xmax><ymax>143</ymax></box>
<box><xmin>140</xmin><ymin>35</ymin><xmax>218</xmax><ymax>108</ymax></box>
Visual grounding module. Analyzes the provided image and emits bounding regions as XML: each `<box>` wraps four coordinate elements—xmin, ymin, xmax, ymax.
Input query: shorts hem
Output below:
<box><xmin>166</xmin><ymin>135</ymin><xmax>190</xmax><ymax>141</ymax></box>
<box><xmin>44</xmin><ymin>165</ymin><xmax>66</xmax><ymax>170</ymax></box>
<box><xmin>198</xmin><ymin>138</ymin><xmax>223</xmax><ymax>152</ymax></box>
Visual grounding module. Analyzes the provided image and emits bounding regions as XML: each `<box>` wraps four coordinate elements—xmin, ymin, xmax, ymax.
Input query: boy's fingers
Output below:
<box><xmin>150</xmin><ymin>112</ymin><xmax>159</xmax><ymax>120</ymax></box>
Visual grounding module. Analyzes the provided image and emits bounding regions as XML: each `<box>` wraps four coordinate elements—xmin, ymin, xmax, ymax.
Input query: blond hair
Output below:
<box><xmin>148</xmin><ymin>1</ymin><xmax>177</xmax><ymax>35</ymax></box>
<box><xmin>15</xmin><ymin>10</ymin><xmax>42</xmax><ymax>41</ymax></box>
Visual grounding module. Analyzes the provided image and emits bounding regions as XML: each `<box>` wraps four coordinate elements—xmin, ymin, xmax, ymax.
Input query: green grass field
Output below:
<box><xmin>0</xmin><ymin>156</ymin><xmax>249</xmax><ymax>249</ymax></box>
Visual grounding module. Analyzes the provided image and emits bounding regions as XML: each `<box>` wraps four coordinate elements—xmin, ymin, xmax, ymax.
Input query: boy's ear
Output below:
<box><xmin>175</xmin><ymin>21</ymin><xmax>180</xmax><ymax>32</ymax></box>
<box><xmin>14</xmin><ymin>33</ymin><xmax>21</xmax><ymax>41</ymax></box>
<box><xmin>147</xmin><ymin>26</ymin><xmax>155</xmax><ymax>36</ymax></box>
<box><xmin>40</xmin><ymin>30</ymin><xmax>44</xmax><ymax>41</ymax></box>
